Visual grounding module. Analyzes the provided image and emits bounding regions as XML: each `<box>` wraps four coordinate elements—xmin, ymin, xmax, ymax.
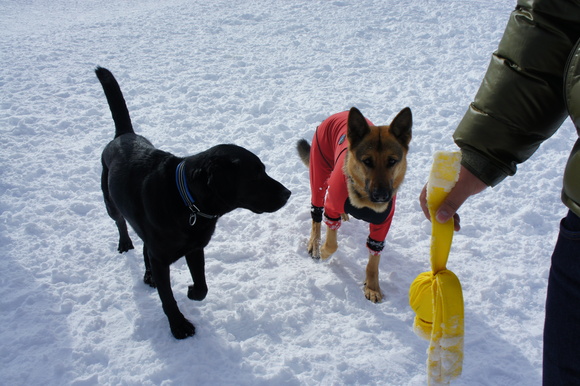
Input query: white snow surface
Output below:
<box><xmin>1</xmin><ymin>0</ymin><xmax>576</xmax><ymax>384</ymax></box>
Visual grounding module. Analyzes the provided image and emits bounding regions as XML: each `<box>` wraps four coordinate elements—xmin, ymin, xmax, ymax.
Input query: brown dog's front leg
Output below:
<box><xmin>320</xmin><ymin>226</ymin><xmax>338</xmax><ymax>260</ymax></box>
<box><xmin>307</xmin><ymin>221</ymin><xmax>322</xmax><ymax>259</ymax></box>
<box><xmin>364</xmin><ymin>253</ymin><xmax>382</xmax><ymax>303</ymax></box>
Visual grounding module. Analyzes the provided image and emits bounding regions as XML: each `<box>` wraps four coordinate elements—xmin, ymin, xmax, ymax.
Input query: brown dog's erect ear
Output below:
<box><xmin>389</xmin><ymin>107</ymin><xmax>412</xmax><ymax>148</ymax></box>
<box><xmin>347</xmin><ymin>107</ymin><xmax>371</xmax><ymax>148</ymax></box>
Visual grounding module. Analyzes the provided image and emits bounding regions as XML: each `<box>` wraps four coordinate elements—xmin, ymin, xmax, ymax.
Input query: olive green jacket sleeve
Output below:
<box><xmin>453</xmin><ymin>0</ymin><xmax>580</xmax><ymax>215</ymax></box>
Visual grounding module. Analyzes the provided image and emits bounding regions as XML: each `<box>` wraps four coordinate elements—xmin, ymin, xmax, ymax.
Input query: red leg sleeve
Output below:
<box><xmin>309</xmin><ymin>130</ymin><xmax>333</xmax><ymax>208</ymax></box>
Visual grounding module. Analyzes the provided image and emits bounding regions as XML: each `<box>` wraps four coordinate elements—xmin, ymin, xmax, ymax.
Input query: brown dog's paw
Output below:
<box><xmin>307</xmin><ymin>221</ymin><xmax>322</xmax><ymax>259</ymax></box>
<box><xmin>320</xmin><ymin>227</ymin><xmax>337</xmax><ymax>260</ymax></box>
<box><xmin>307</xmin><ymin>239</ymin><xmax>320</xmax><ymax>259</ymax></box>
<box><xmin>320</xmin><ymin>244</ymin><xmax>336</xmax><ymax>260</ymax></box>
<box><xmin>364</xmin><ymin>282</ymin><xmax>383</xmax><ymax>303</ymax></box>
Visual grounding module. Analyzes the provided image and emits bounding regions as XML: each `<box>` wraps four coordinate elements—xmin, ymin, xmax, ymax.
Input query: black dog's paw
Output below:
<box><xmin>143</xmin><ymin>270</ymin><xmax>156</xmax><ymax>288</ymax></box>
<box><xmin>117</xmin><ymin>237</ymin><xmax>134</xmax><ymax>253</ymax></box>
<box><xmin>187</xmin><ymin>284</ymin><xmax>208</xmax><ymax>301</ymax></box>
<box><xmin>169</xmin><ymin>317</ymin><xmax>196</xmax><ymax>339</ymax></box>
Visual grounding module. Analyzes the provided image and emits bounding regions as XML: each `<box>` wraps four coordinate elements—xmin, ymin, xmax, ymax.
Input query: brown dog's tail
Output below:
<box><xmin>95</xmin><ymin>67</ymin><xmax>134</xmax><ymax>138</ymax></box>
<box><xmin>296</xmin><ymin>139</ymin><xmax>311</xmax><ymax>167</ymax></box>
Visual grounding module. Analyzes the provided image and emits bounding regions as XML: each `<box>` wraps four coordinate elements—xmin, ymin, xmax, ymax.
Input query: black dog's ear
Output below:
<box><xmin>207</xmin><ymin>158</ymin><xmax>239</xmax><ymax>204</ymax></box>
<box><xmin>389</xmin><ymin>107</ymin><xmax>412</xmax><ymax>148</ymax></box>
<box><xmin>347</xmin><ymin>107</ymin><xmax>370</xmax><ymax>148</ymax></box>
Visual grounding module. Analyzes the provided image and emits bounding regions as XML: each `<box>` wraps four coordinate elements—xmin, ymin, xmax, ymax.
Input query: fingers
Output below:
<box><xmin>419</xmin><ymin>165</ymin><xmax>487</xmax><ymax>231</ymax></box>
<box><xmin>435</xmin><ymin>192</ymin><xmax>464</xmax><ymax>231</ymax></box>
<box><xmin>420</xmin><ymin>183</ymin><xmax>463</xmax><ymax>231</ymax></box>
<box><xmin>434</xmin><ymin>186</ymin><xmax>464</xmax><ymax>224</ymax></box>
<box><xmin>453</xmin><ymin>213</ymin><xmax>461</xmax><ymax>231</ymax></box>
<box><xmin>419</xmin><ymin>184</ymin><xmax>430</xmax><ymax>220</ymax></box>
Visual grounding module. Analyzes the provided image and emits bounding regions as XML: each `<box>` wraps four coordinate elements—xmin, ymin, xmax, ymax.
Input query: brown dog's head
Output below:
<box><xmin>344</xmin><ymin>107</ymin><xmax>412</xmax><ymax>212</ymax></box>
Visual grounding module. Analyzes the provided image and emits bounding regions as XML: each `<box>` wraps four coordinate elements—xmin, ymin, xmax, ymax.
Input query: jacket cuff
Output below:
<box><xmin>459</xmin><ymin>149</ymin><xmax>509</xmax><ymax>187</ymax></box>
<box><xmin>310</xmin><ymin>205</ymin><xmax>324</xmax><ymax>223</ymax></box>
<box><xmin>366</xmin><ymin>237</ymin><xmax>384</xmax><ymax>255</ymax></box>
<box><xmin>324</xmin><ymin>214</ymin><xmax>341</xmax><ymax>230</ymax></box>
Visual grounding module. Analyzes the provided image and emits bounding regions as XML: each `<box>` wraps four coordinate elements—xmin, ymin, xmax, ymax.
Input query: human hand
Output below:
<box><xmin>419</xmin><ymin>165</ymin><xmax>487</xmax><ymax>231</ymax></box>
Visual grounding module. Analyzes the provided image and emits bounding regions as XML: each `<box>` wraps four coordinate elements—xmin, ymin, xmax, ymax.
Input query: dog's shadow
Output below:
<box><xmin>123</xmin><ymin>244</ymin><xmax>272</xmax><ymax>384</ymax></box>
<box><xmin>121</xmin><ymin>229</ymin><xmax>540</xmax><ymax>384</ymax></box>
<box><xmin>297</xmin><ymin>228</ymin><xmax>541</xmax><ymax>384</ymax></box>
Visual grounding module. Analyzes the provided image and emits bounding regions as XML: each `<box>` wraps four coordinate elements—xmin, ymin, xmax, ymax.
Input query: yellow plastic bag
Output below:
<box><xmin>409</xmin><ymin>151</ymin><xmax>464</xmax><ymax>384</ymax></box>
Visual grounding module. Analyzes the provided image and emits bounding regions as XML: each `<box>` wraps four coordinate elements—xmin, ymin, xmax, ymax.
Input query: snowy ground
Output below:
<box><xmin>1</xmin><ymin>0</ymin><xmax>576</xmax><ymax>384</ymax></box>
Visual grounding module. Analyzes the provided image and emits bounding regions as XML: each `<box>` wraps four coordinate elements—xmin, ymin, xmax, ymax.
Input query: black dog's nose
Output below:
<box><xmin>281</xmin><ymin>187</ymin><xmax>291</xmax><ymax>201</ymax></box>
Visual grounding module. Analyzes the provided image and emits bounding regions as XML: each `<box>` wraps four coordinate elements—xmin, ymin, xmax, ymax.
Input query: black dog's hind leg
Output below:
<box><xmin>143</xmin><ymin>245</ymin><xmax>155</xmax><ymax>287</ymax></box>
<box><xmin>186</xmin><ymin>249</ymin><xmax>208</xmax><ymax>301</ymax></box>
<box><xmin>101</xmin><ymin>166</ymin><xmax>134</xmax><ymax>253</ymax></box>
<box><xmin>149</xmin><ymin>255</ymin><xmax>195</xmax><ymax>339</ymax></box>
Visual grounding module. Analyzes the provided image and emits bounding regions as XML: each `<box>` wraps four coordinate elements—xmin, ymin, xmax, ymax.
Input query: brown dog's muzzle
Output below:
<box><xmin>370</xmin><ymin>188</ymin><xmax>392</xmax><ymax>203</ymax></box>
<box><xmin>366</xmin><ymin>178</ymin><xmax>393</xmax><ymax>203</ymax></box>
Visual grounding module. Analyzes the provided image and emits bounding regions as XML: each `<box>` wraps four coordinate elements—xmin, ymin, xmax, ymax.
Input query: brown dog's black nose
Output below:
<box><xmin>370</xmin><ymin>189</ymin><xmax>391</xmax><ymax>203</ymax></box>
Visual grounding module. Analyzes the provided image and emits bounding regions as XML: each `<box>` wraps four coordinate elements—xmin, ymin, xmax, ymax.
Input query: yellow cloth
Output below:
<box><xmin>409</xmin><ymin>151</ymin><xmax>464</xmax><ymax>384</ymax></box>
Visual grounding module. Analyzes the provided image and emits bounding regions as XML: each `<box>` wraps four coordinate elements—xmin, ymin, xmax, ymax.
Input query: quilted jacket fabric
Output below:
<box><xmin>453</xmin><ymin>0</ymin><xmax>580</xmax><ymax>216</ymax></box>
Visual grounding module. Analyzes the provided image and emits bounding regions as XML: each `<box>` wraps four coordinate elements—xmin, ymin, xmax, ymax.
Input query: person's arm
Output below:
<box><xmin>454</xmin><ymin>2</ymin><xmax>580</xmax><ymax>187</ymax></box>
<box><xmin>421</xmin><ymin>1</ymin><xmax>580</xmax><ymax>227</ymax></box>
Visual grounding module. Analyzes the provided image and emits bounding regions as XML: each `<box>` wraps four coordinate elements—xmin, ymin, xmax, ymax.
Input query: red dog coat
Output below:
<box><xmin>309</xmin><ymin>111</ymin><xmax>396</xmax><ymax>255</ymax></box>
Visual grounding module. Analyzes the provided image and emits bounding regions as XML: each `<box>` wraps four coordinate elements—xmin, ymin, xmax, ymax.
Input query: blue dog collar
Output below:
<box><xmin>176</xmin><ymin>160</ymin><xmax>218</xmax><ymax>225</ymax></box>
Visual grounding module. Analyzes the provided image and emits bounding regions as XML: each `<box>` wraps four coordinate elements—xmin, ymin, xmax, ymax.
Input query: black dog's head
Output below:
<box><xmin>193</xmin><ymin>145</ymin><xmax>291</xmax><ymax>214</ymax></box>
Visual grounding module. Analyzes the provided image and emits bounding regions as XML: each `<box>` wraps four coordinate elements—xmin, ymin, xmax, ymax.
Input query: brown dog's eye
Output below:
<box><xmin>362</xmin><ymin>158</ymin><xmax>374</xmax><ymax>168</ymax></box>
<box><xmin>387</xmin><ymin>158</ymin><xmax>398</xmax><ymax>167</ymax></box>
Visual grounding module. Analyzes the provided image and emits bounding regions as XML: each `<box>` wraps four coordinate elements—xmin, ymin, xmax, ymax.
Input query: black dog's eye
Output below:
<box><xmin>362</xmin><ymin>158</ymin><xmax>374</xmax><ymax>168</ymax></box>
<box><xmin>250</xmin><ymin>163</ymin><xmax>266</xmax><ymax>179</ymax></box>
<box><xmin>387</xmin><ymin>158</ymin><xmax>398</xmax><ymax>168</ymax></box>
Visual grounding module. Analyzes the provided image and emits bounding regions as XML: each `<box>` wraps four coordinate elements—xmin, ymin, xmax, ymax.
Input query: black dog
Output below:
<box><xmin>96</xmin><ymin>67</ymin><xmax>291</xmax><ymax>339</ymax></box>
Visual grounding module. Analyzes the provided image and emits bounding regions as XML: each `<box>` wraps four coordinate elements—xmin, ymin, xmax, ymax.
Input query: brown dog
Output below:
<box><xmin>297</xmin><ymin>107</ymin><xmax>411</xmax><ymax>302</ymax></box>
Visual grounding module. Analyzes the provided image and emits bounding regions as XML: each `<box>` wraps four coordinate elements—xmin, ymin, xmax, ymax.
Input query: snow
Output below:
<box><xmin>427</xmin><ymin>151</ymin><xmax>461</xmax><ymax>193</ymax></box>
<box><xmin>1</xmin><ymin>0</ymin><xmax>576</xmax><ymax>384</ymax></box>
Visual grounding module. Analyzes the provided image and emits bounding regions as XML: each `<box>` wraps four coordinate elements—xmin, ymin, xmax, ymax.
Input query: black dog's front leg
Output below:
<box><xmin>149</xmin><ymin>256</ymin><xmax>195</xmax><ymax>339</ymax></box>
<box><xmin>143</xmin><ymin>245</ymin><xmax>155</xmax><ymax>287</ymax></box>
<box><xmin>186</xmin><ymin>249</ymin><xmax>208</xmax><ymax>301</ymax></box>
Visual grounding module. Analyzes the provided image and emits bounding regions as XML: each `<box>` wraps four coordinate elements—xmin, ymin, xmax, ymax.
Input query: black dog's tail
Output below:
<box><xmin>296</xmin><ymin>139</ymin><xmax>311</xmax><ymax>167</ymax></box>
<box><xmin>95</xmin><ymin>67</ymin><xmax>134</xmax><ymax>138</ymax></box>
